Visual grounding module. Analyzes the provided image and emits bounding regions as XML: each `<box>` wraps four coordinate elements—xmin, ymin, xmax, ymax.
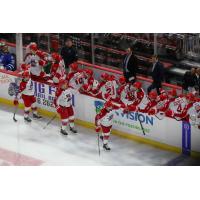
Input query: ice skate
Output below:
<box><xmin>70</xmin><ymin>127</ymin><xmax>78</xmax><ymax>133</ymax></box>
<box><xmin>60</xmin><ymin>128</ymin><xmax>68</xmax><ymax>136</ymax></box>
<box><xmin>24</xmin><ymin>116</ymin><xmax>32</xmax><ymax>123</ymax></box>
<box><xmin>33</xmin><ymin>113</ymin><xmax>42</xmax><ymax>119</ymax></box>
<box><xmin>103</xmin><ymin>143</ymin><xmax>111</xmax><ymax>151</ymax></box>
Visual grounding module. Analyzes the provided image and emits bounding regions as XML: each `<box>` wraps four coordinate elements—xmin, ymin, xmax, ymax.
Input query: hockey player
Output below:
<box><xmin>24</xmin><ymin>42</ymin><xmax>46</xmax><ymax>81</ymax></box>
<box><xmin>117</xmin><ymin>76</ymin><xmax>126</xmax><ymax>87</ymax></box>
<box><xmin>95</xmin><ymin>74</ymin><xmax>118</xmax><ymax>101</ymax></box>
<box><xmin>138</xmin><ymin>91</ymin><xmax>158</xmax><ymax>114</ymax></box>
<box><xmin>79</xmin><ymin>69</ymin><xmax>95</xmax><ymax>96</ymax></box>
<box><xmin>159</xmin><ymin>89</ymin><xmax>177</xmax><ymax>117</ymax></box>
<box><xmin>54</xmin><ymin>79</ymin><xmax>77</xmax><ymax>135</ymax></box>
<box><xmin>78</xmin><ymin>69</ymin><xmax>94</xmax><ymax>93</ymax></box>
<box><xmin>165</xmin><ymin>93</ymin><xmax>196</xmax><ymax>121</ymax></box>
<box><xmin>111</xmin><ymin>76</ymin><xmax>126</xmax><ymax>103</ymax></box>
<box><xmin>148</xmin><ymin>90</ymin><xmax>169</xmax><ymax>119</ymax></box>
<box><xmin>129</xmin><ymin>82</ymin><xmax>145</xmax><ymax>106</ymax></box>
<box><xmin>118</xmin><ymin>82</ymin><xmax>145</xmax><ymax>111</ymax></box>
<box><xmin>13</xmin><ymin>71</ymin><xmax>42</xmax><ymax>122</ymax></box>
<box><xmin>67</xmin><ymin>62</ymin><xmax>85</xmax><ymax>90</ymax></box>
<box><xmin>36</xmin><ymin>50</ymin><xmax>53</xmax><ymax>74</ymax></box>
<box><xmin>20</xmin><ymin>63</ymin><xmax>30</xmax><ymax>72</ymax></box>
<box><xmin>50</xmin><ymin>53</ymin><xmax>66</xmax><ymax>84</ymax></box>
<box><xmin>173</xmin><ymin>93</ymin><xmax>196</xmax><ymax>121</ymax></box>
<box><xmin>87</xmin><ymin>73</ymin><xmax>109</xmax><ymax>97</ymax></box>
<box><xmin>95</xmin><ymin>100</ymin><xmax>125</xmax><ymax>151</ymax></box>
<box><xmin>79</xmin><ymin>78</ymin><xmax>99</xmax><ymax>96</ymax></box>
<box><xmin>188</xmin><ymin>101</ymin><xmax>200</xmax><ymax>129</ymax></box>
<box><xmin>83</xmin><ymin>69</ymin><xmax>94</xmax><ymax>83</ymax></box>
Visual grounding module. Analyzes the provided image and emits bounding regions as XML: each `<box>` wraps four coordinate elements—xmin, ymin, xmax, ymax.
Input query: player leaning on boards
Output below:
<box><xmin>13</xmin><ymin>70</ymin><xmax>42</xmax><ymax>122</ymax></box>
<box><xmin>54</xmin><ymin>79</ymin><xmax>77</xmax><ymax>135</ymax></box>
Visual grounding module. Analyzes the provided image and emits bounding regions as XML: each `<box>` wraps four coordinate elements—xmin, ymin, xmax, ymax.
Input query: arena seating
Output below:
<box><xmin>1</xmin><ymin>33</ymin><xmax>200</xmax><ymax>87</ymax></box>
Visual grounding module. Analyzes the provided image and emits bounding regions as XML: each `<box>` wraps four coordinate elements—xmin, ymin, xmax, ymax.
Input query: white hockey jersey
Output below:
<box><xmin>68</xmin><ymin>71</ymin><xmax>85</xmax><ymax>90</ymax></box>
<box><xmin>188</xmin><ymin>102</ymin><xmax>200</xmax><ymax>126</ymax></box>
<box><xmin>97</xmin><ymin>108</ymin><xmax>115</xmax><ymax>127</ymax></box>
<box><xmin>100</xmin><ymin>80</ymin><xmax>118</xmax><ymax>100</ymax></box>
<box><xmin>56</xmin><ymin>88</ymin><xmax>73</xmax><ymax>107</ymax></box>
<box><xmin>169</xmin><ymin>96</ymin><xmax>188</xmax><ymax>115</ymax></box>
<box><xmin>17</xmin><ymin>79</ymin><xmax>34</xmax><ymax>99</ymax></box>
<box><xmin>25</xmin><ymin>54</ymin><xmax>41</xmax><ymax>76</ymax></box>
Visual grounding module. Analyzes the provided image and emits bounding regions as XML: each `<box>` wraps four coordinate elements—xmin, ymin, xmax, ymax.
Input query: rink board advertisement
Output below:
<box><xmin>0</xmin><ymin>70</ymin><xmax>200</xmax><ymax>154</ymax></box>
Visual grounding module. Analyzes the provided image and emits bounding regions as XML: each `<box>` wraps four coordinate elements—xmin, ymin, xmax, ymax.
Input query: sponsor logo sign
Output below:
<box><xmin>94</xmin><ymin>100</ymin><xmax>154</xmax><ymax>133</ymax></box>
<box><xmin>182</xmin><ymin>121</ymin><xmax>191</xmax><ymax>155</ymax></box>
<box><xmin>0</xmin><ymin>73</ymin><xmax>12</xmax><ymax>84</ymax></box>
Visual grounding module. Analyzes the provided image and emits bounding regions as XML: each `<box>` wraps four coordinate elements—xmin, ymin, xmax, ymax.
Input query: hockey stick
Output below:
<box><xmin>43</xmin><ymin>114</ymin><xmax>57</xmax><ymax>129</ymax></box>
<box><xmin>154</xmin><ymin>115</ymin><xmax>162</xmax><ymax>120</ymax></box>
<box><xmin>13</xmin><ymin>105</ymin><xmax>19</xmax><ymax>122</ymax></box>
<box><xmin>154</xmin><ymin>113</ymin><xmax>166</xmax><ymax>120</ymax></box>
<box><xmin>97</xmin><ymin>131</ymin><xmax>101</xmax><ymax>156</ymax></box>
<box><xmin>138</xmin><ymin>114</ymin><xmax>146</xmax><ymax>135</ymax></box>
<box><xmin>95</xmin><ymin>104</ymin><xmax>102</xmax><ymax>156</ymax></box>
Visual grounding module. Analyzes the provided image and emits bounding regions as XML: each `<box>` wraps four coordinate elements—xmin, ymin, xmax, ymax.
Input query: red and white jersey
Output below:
<box><xmin>188</xmin><ymin>102</ymin><xmax>200</xmax><ymax>126</ymax></box>
<box><xmin>89</xmin><ymin>79</ymin><xmax>99</xmax><ymax>92</ymax></box>
<box><xmin>117</xmin><ymin>85</ymin><xmax>145</xmax><ymax>106</ymax></box>
<box><xmin>138</xmin><ymin>98</ymin><xmax>157</xmax><ymax>113</ymax></box>
<box><xmin>51</xmin><ymin>60</ymin><xmax>66</xmax><ymax>83</ymax></box>
<box><xmin>132</xmin><ymin>88</ymin><xmax>145</xmax><ymax>106</ymax></box>
<box><xmin>155</xmin><ymin>96</ymin><xmax>169</xmax><ymax>112</ymax></box>
<box><xmin>117</xmin><ymin>85</ymin><xmax>132</xmax><ymax>105</ymax></box>
<box><xmin>79</xmin><ymin>77</ymin><xmax>99</xmax><ymax>96</ymax></box>
<box><xmin>98</xmin><ymin>80</ymin><xmax>118</xmax><ymax>100</ymax></box>
<box><xmin>18</xmin><ymin>79</ymin><xmax>34</xmax><ymax>98</ymax></box>
<box><xmin>96</xmin><ymin>108</ymin><xmax>115</xmax><ymax>127</ymax></box>
<box><xmin>161</xmin><ymin>98</ymin><xmax>176</xmax><ymax>113</ymax></box>
<box><xmin>55</xmin><ymin>88</ymin><xmax>73</xmax><ymax>108</ymax></box>
<box><xmin>168</xmin><ymin>96</ymin><xmax>188</xmax><ymax>116</ymax></box>
<box><xmin>24</xmin><ymin>53</ymin><xmax>42</xmax><ymax>76</ymax></box>
<box><xmin>95</xmin><ymin>103</ymin><xmax>122</xmax><ymax>127</ymax></box>
<box><xmin>68</xmin><ymin>70</ymin><xmax>85</xmax><ymax>90</ymax></box>
<box><xmin>136</xmin><ymin>94</ymin><xmax>150</xmax><ymax>111</ymax></box>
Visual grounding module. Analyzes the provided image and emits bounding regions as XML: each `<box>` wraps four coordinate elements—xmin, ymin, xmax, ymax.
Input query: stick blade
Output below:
<box><xmin>13</xmin><ymin>116</ymin><xmax>17</xmax><ymax>122</ymax></box>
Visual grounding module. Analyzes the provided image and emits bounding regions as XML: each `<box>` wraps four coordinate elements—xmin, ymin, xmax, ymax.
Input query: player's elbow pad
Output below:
<box><xmin>6</xmin><ymin>64</ymin><xmax>14</xmax><ymax>71</ymax></box>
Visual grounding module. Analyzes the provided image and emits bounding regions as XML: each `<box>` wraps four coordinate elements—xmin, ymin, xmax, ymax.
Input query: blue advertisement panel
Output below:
<box><xmin>182</xmin><ymin>121</ymin><xmax>191</xmax><ymax>155</ymax></box>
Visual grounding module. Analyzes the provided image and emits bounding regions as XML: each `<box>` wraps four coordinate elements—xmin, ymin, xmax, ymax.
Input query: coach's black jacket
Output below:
<box><xmin>60</xmin><ymin>46</ymin><xmax>78</xmax><ymax>69</ymax></box>
<box><xmin>182</xmin><ymin>71</ymin><xmax>198</xmax><ymax>90</ymax></box>
<box><xmin>151</xmin><ymin>61</ymin><xmax>164</xmax><ymax>83</ymax></box>
<box><xmin>122</xmin><ymin>53</ymin><xmax>138</xmax><ymax>82</ymax></box>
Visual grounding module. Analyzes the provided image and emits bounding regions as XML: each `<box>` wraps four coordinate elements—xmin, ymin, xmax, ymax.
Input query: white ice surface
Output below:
<box><xmin>0</xmin><ymin>104</ymin><xmax>193</xmax><ymax>166</ymax></box>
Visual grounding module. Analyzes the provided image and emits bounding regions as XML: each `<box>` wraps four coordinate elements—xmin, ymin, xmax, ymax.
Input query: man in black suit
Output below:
<box><xmin>147</xmin><ymin>55</ymin><xmax>164</xmax><ymax>95</ymax></box>
<box><xmin>122</xmin><ymin>46</ymin><xmax>138</xmax><ymax>83</ymax></box>
<box><xmin>182</xmin><ymin>68</ymin><xmax>198</xmax><ymax>94</ymax></box>
<box><xmin>60</xmin><ymin>37</ymin><xmax>78</xmax><ymax>71</ymax></box>
<box><xmin>196</xmin><ymin>68</ymin><xmax>200</xmax><ymax>95</ymax></box>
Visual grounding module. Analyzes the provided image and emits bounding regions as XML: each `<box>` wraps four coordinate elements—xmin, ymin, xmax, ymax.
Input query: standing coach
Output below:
<box><xmin>60</xmin><ymin>37</ymin><xmax>78</xmax><ymax>71</ymax></box>
<box><xmin>147</xmin><ymin>55</ymin><xmax>164</xmax><ymax>95</ymax></box>
<box><xmin>122</xmin><ymin>46</ymin><xmax>138</xmax><ymax>83</ymax></box>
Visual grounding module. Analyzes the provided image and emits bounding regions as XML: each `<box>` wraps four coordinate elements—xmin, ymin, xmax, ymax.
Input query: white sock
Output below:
<box><xmin>69</xmin><ymin>122</ymin><xmax>74</xmax><ymax>128</ymax></box>
<box><xmin>103</xmin><ymin>140</ymin><xmax>108</xmax><ymax>145</ymax></box>
<box><xmin>61</xmin><ymin>125</ymin><xmax>66</xmax><ymax>130</ymax></box>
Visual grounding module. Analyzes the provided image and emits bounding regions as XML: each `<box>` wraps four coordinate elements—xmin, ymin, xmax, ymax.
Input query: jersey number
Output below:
<box><xmin>177</xmin><ymin>104</ymin><xmax>182</xmax><ymax>112</ymax></box>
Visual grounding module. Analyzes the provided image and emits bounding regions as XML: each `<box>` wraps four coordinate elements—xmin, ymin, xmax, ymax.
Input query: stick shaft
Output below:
<box><xmin>43</xmin><ymin>114</ymin><xmax>57</xmax><ymax>129</ymax></box>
